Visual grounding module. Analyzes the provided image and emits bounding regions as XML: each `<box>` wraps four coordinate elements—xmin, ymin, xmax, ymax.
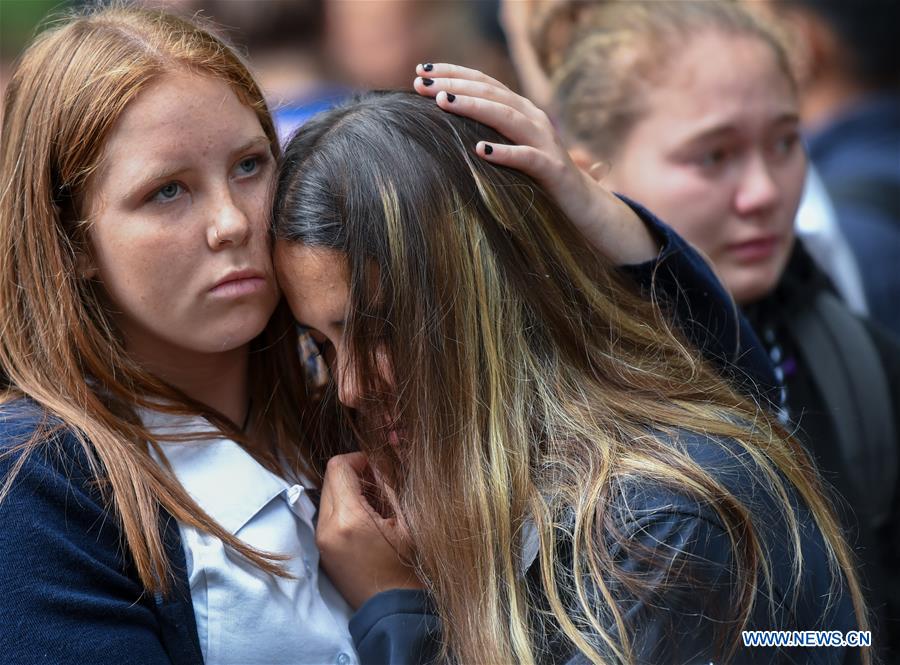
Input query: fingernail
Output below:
<box><xmin>483</xmin><ymin>143</ymin><xmax>493</xmax><ymax>155</ymax></box>
<box><xmin>422</xmin><ymin>63</ymin><xmax>434</xmax><ymax>72</ymax></box>
<box><xmin>421</xmin><ymin>77</ymin><xmax>434</xmax><ymax>86</ymax></box>
<box><xmin>446</xmin><ymin>92</ymin><xmax>456</xmax><ymax>103</ymax></box>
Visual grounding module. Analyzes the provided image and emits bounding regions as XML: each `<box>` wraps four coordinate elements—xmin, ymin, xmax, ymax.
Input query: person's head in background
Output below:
<box><xmin>323</xmin><ymin>0</ymin><xmax>515</xmax><ymax>91</ymax></box>
<box><xmin>151</xmin><ymin>0</ymin><xmax>439</xmax><ymax>91</ymax></box>
<box><xmin>0</xmin><ymin>5</ymin><xmax>310</xmax><ymax>594</ymax></box>
<box><xmin>750</xmin><ymin>0</ymin><xmax>900</xmax><ymax>129</ymax></box>
<box><xmin>163</xmin><ymin>0</ymin><xmax>517</xmax><ymax>138</ymax></box>
<box><xmin>158</xmin><ymin>0</ymin><xmax>326</xmax><ymax>105</ymax></box>
<box><xmin>541</xmin><ymin>1</ymin><xmax>806</xmax><ymax>306</ymax></box>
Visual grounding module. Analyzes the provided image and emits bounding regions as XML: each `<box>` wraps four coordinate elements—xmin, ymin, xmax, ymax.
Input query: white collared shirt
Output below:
<box><xmin>143</xmin><ymin>410</ymin><xmax>357</xmax><ymax>665</ymax></box>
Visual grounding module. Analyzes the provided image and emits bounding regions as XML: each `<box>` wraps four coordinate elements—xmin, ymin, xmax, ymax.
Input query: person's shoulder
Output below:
<box><xmin>609</xmin><ymin>428</ymin><xmax>817</xmax><ymax>580</ymax></box>
<box><xmin>0</xmin><ymin>397</ymin><xmax>98</xmax><ymax>505</ymax></box>
<box><xmin>608</xmin><ymin>429</ymin><xmax>858</xmax><ymax>638</ymax></box>
<box><xmin>0</xmin><ymin>397</ymin><xmax>125</xmax><ymax>597</ymax></box>
<box><xmin>602</xmin><ymin>430</ymin><xmax>773</xmax><ymax>586</ymax></box>
<box><xmin>0</xmin><ymin>402</ymin><xmax>185</xmax><ymax>664</ymax></box>
<box><xmin>0</xmin><ymin>395</ymin><xmax>75</xmax><ymax>443</ymax></box>
<box><xmin>615</xmin><ymin>429</ymin><xmax>777</xmax><ymax>520</ymax></box>
<box><xmin>1</xmin><ymin>396</ymin><xmax>83</xmax><ymax>453</ymax></box>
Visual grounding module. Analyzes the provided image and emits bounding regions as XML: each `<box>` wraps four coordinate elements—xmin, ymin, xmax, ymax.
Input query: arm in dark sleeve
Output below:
<box><xmin>350</xmin><ymin>589</ymin><xmax>441</xmax><ymax>665</ymax></box>
<box><xmin>0</xmin><ymin>419</ymin><xmax>176</xmax><ymax>665</ymax></box>
<box><xmin>562</xmin><ymin>468</ymin><xmax>859</xmax><ymax>665</ymax></box>
<box><xmin>617</xmin><ymin>196</ymin><xmax>778</xmax><ymax>406</ymax></box>
<box><xmin>558</xmin><ymin>506</ymin><xmax>784</xmax><ymax>665</ymax></box>
<box><xmin>601</xmin><ymin>509</ymin><xmax>754</xmax><ymax>665</ymax></box>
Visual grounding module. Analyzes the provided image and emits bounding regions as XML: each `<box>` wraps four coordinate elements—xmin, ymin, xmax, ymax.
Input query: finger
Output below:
<box><xmin>413</xmin><ymin>77</ymin><xmax>546</xmax><ymax>125</ymax></box>
<box><xmin>475</xmin><ymin>141</ymin><xmax>565</xmax><ymax>188</ymax></box>
<box><xmin>379</xmin><ymin>516</ymin><xmax>415</xmax><ymax>564</ymax></box>
<box><xmin>365</xmin><ymin>467</ymin><xmax>415</xmax><ymax>549</ymax></box>
<box><xmin>431</xmin><ymin>91</ymin><xmax>545</xmax><ymax>150</ymax></box>
<box><xmin>339</xmin><ymin>451</ymin><xmax>370</xmax><ymax>473</ymax></box>
<box><xmin>320</xmin><ymin>453</ymin><xmax>367</xmax><ymax>512</ymax></box>
<box><xmin>322</xmin><ymin>453</ymin><xmax>396</xmax><ymax>528</ymax></box>
<box><xmin>415</xmin><ymin>62</ymin><xmax>508</xmax><ymax>91</ymax></box>
<box><xmin>321</xmin><ymin>453</ymin><xmax>364</xmax><ymax>490</ymax></box>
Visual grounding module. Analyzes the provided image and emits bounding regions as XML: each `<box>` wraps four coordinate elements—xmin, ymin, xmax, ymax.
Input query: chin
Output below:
<box><xmin>731</xmin><ymin>271</ymin><xmax>782</xmax><ymax>306</ymax></box>
<box><xmin>203</xmin><ymin>308</ymin><xmax>274</xmax><ymax>352</ymax></box>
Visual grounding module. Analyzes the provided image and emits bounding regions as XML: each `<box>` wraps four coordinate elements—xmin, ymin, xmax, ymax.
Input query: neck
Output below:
<box><xmin>124</xmin><ymin>332</ymin><xmax>250</xmax><ymax>427</ymax></box>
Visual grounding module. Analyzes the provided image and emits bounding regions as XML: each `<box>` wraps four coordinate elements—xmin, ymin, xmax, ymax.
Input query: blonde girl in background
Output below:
<box><xmin>538</xmin><ymin>0</ymin><xmax>900</xmax><ymax>657</ymax></box>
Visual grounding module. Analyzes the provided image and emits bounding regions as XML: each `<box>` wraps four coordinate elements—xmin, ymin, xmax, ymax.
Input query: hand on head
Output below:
<box><xmin>413</xmin><ymin>63</ymin><xmax>660</xmax><ymax>265</ymax></box>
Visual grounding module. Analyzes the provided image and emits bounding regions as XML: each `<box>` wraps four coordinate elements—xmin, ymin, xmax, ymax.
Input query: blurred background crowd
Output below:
<box><xmin>2</xmin><ymin>0</ymin><xmax>899</xmax><ymax>656</ymax></box>
<box><xmin>1</xmin><ymin>0</ymin><xmax>517</xmax><ymax>136</ymax></box>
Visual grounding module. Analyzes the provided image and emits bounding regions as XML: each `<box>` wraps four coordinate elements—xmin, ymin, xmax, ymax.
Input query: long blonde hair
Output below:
<box><xmin>0</xmin><ymin>5</ymin><xmax>318</xmax><ymax>595</ymax></box>
<box><xmin>274</xmin><ymin>92</ymin><xmax>868</xmax><ymax>664</ymax></box>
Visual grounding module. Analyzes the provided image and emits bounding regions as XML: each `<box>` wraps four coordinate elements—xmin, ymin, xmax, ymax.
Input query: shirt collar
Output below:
<box><xmin>141</xmin><ymin>409</ymin><xmax>293</xmax><ymax>535</ymax></box>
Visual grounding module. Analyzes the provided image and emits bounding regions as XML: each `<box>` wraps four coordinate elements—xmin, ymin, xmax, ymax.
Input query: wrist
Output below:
<box><xmin>582</xmin><ymin>182</ymin><xmax>660</xmax><ymax>265</ymax></box>
<box><xmin>347</xmin><ymin>569</ymin><xmax>425</xmax><ymax>610</ymax></box>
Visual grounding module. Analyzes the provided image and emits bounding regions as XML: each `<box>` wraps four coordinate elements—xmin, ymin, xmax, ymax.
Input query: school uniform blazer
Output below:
<box><xmin>353</xmin><ymin>429</ymin><xmax>862</xmax><ymax>665</ymax></box>
<box><xmin>0</xmin><ymin>203</ymin><xmax>777</xmax><ymax>664</ymax></box>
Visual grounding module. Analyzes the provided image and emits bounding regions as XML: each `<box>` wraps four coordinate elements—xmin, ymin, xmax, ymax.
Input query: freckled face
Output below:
<box><xmin>83</xmin><ymin>70</ymin><xmax>279</xmax><ymax>362</ymax></box>
<box><xmin>604</xmin><ymin>33</ymin><xmax>806</xmax><ymax>305</ymax></box>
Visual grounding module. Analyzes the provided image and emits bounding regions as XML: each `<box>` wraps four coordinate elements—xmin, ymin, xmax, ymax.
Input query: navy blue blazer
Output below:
<box><xmin>353</xmin><ymin>431</ymin><xmax>863</xmax><ymax>664</ymax></box>
<box><xmin>0</xmin><ymin>205</ymin><xmax>779</xmax><ymax>664</ymax></box>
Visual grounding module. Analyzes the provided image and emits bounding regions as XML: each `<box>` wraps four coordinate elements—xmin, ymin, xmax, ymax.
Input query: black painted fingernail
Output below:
<box><xmin>446</xmin><ymin>93</ymin><xmax>456</xmax><ymax>103</ymax></box>
<box><xmin>423</xmin><ymin>63</ymin><xmax>434</xmax><ymax>72</ymax></box>
<box><xmin>483</xmin><ymin>143</ymin><xmax>493</xmax><ymax>155</ymax></box>
<box><xmin>422</xmin><ymin>77</ymin><xmax>434</xmax><ymax>86</ymax></box>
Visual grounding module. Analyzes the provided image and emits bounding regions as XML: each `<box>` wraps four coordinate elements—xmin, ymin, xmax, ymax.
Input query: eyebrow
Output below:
<box><xmin>127</xmin><ymin>135</ymin><xmax>272</xmax><ymax>201</ymax></box>
<box><xmin>231</xmin><ymin>135</ymin><xmax>272</xmax><ymax>158</ymax></box>
<box><xmin>682</xmin><ymin>112</ymin><xmax>800</xmax><ymax>146</ymax></box>
<box><xmin>128</xmin><ymin>166</ymin><xmax>191</xmax><ymax>202</ymax></box>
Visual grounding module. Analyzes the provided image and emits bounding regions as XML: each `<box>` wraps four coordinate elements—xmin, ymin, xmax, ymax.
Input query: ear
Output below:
<box><xmin>568</xmin><ymin>144</ymin><xmax>611</xmax><ymax>182</ymax></box>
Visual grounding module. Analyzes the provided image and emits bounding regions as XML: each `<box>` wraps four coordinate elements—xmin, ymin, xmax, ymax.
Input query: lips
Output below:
<box><xmin>209</xmin><ymin>268</ymin><xmax>267</xmax><ymax>296</ymax></box>
<box><xmin>726</xmin><ymin>235</ymin><xmax>781</xmax><ymax>263</ymax></box>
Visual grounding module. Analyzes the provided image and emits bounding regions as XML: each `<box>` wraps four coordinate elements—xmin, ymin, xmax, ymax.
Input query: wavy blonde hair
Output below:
<box><xmin>274</xmin><ymin>92</ymin><xmax>868</xmax><ymax>664</ymax></box>
<box><xmin>0</xmin><ymin>4</ymin><xmax>320</xmax><ymax>595</ymax></box>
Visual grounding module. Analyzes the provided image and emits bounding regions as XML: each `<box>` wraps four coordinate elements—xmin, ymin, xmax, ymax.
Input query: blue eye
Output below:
<box><xmin>773</xmin><ymin>133</ymin><xmax>799</xmax><ymax>156</ymax></box>
<box><xmin>698</xmin><ymin>149</ymin><xmax>728</xmax><ymax>169</ymax></box>
<box><xmin>152</xmin><ymin>182</ymin><xmax>183</xmax><ymax>202</ymax></box>
<box><xmin>238</xmin><ymin>157</ymin><xmax>258</xmax><ymax>175</ymax></box>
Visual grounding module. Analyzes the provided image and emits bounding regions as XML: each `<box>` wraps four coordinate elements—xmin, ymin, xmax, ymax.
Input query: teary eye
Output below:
<box><xmin>772</xmin><ymin>132</ymin><xmax>799</xmax><ymax>157</ymax></box>
<box><xmin>697</xmin><ymin>147</ymin><xmax>730</xmax><ymax>169</ymax></box>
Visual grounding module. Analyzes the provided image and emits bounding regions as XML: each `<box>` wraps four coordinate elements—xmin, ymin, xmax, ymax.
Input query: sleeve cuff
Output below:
<box><xmin>613</xmin><ymin>193</ymin><xmax>677</xmax><ymax>268</ymax></box>
<box><xmin>349</xmin><ymin>588</ymin><xmax>436</xmax><ymax>645</ymax></box>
